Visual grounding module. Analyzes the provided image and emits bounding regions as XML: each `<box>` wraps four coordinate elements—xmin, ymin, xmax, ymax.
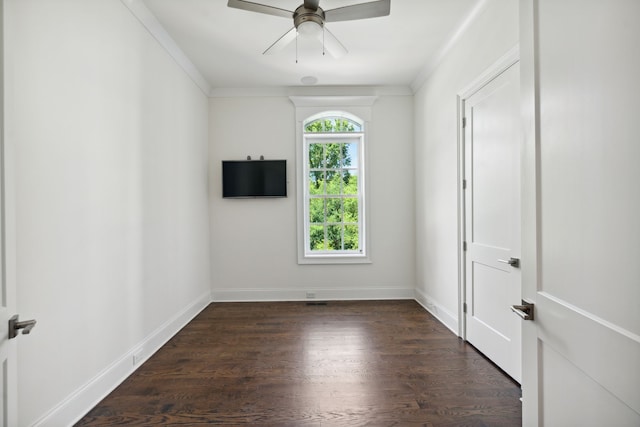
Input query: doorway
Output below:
<box><xmin>458</xmin><ymin>48</ymin><xmax>521</xmax><ymax>382</ymax></box>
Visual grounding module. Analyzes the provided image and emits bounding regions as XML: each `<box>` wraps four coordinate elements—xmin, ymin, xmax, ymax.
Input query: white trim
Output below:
<box><xmin>414</xmin><ymin>288</ymin><xmax>459</xmax><ymax>336</ymax></box>
<box><xmin>457</xmin><ymin>45</ymin><xmax>520</xmax><ymax>98</ymax></box>
<box><xmin>519</xmin><ymin>1</ymin><xmax>540</xmax><ymax>422</ymax></box>
<box><xmin>456</xmin><ymin>95</ymin><xmax>466</xmax><ymax>339</ymax></box>
<box><xmin>211</xmin><ymin>86</ymin><xmax>411</xmax><ymax>98</ymax></box>
<box><xmin>32</xmin><ymin>291</ymin><xmax>211</xmax><ymax>427</ymax></box>
<box><xmin>119</xmin><ymin>0</ymin><xmax>212</xmax><ymax>96</ymax></box>
<box><xmin>292</xmin><ymin>97</ymin><xmax>377</xmax><ymax>265</ymax></box>
<box><xmin>411</xmin><ymin>0</ymin><xmax>490</xmax><ymax>93</ymax></box>
<box><xmin>290</xmin><ymin>96</ymin><xmax>378</xmax><ymax>108</ymax></box>
<box><xmin>212</xmin><ymin>287</ymin><xmax>415</xmax><ymax>302</ymax></box>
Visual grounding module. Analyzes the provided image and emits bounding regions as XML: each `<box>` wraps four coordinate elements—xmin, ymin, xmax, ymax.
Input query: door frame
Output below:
<box><xmin>0</xmin><ymin>0</ymin><xmax>19</xmax><ymax>423</ymax></box>
<box><xmin>456</xmin><ymin>45</ymin><xmax>520</xmax><ymax>340</ymax></box>
<box><xmin>519</xmin><ymin>1</ymin><xmax>539</xmax><ymax>423</ymax></box>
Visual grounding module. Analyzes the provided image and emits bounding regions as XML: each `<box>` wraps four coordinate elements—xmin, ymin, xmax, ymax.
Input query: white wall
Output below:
<box><xmin>209</xmin><ymin>95</ymin><xmax>415</xmax><ymax>300</ymax></box>
<box><xmin>413</xmin><ymin>0</ymin><xmax>519</xmax><ymax>332</ymax></box>
<box><xmin>5</xmin><ymin>1</ymin><xmax>211</xmax><ymax>425</ymax></box>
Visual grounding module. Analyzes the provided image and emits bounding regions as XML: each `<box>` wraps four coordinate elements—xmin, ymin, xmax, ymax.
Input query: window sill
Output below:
<box><xmin>298</xmin><ymin>254</ymin><xmax>372</xmax><ymax>265</ymax></box>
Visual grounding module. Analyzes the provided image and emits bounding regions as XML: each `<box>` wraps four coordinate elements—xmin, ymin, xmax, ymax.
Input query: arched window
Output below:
<box><xmin>302</xmin><ymin>112</ymin><xmax>366</xmax><ymax>259</ymax></box>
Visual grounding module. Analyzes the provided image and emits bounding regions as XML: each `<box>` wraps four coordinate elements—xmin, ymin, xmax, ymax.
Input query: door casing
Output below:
<box><xmin>0</xmin><ymin>0</ymin><xmax>19</xmax><ymax>423</ymax></box>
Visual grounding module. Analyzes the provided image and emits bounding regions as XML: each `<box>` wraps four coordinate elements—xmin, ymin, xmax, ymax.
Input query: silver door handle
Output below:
<box><xmin>510</xmin><ymin>300</ymin><xmax>534</xmax><ymax>320</ymax></box>
<box><xmin>8</xmin><ymin>315</ymin><xmax>37</xmax><ymax>339</ymax></box>
<box><xmin>498</xmin><ymin>257</ymin><xmax>520</xmax><ymax>268</ymax></box>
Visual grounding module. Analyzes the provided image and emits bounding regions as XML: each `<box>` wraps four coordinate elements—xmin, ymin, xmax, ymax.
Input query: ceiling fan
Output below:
<box><xmin>227</xmin><ymin>0</ymin><xmax>391</xmax><ymax>58</ymax></box>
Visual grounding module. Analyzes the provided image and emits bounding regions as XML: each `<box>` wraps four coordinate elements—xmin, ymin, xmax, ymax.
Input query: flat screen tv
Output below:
<box><xmin>222</xmin><ymin>160</ymin><xmax>287</xmax><ymax>198</ymax></box>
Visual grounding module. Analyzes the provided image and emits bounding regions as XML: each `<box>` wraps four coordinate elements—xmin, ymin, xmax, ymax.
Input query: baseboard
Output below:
<box><xmin>414</xmin><ymin>288</ymin><xmax>459</xmax><ymax>336</ymax></box>
<box><xmin>32</xmin><ymin>291</ymin><xmax>211</xmax><ymax>427</ymax></box>
<box><xmin>212</xmin><ymin>287</ymin><xmax>415</xmax><ymax>302</ymax></box>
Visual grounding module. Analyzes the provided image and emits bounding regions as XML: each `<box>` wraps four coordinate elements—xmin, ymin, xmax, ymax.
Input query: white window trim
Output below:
<box><xmin>290</xmin><ymin>96</ymin><xmax>376</xmax><ymax>265</ymax></box>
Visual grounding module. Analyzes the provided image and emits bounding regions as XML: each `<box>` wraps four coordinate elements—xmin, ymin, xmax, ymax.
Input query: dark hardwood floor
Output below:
<box><xmin>76</xmin><ymin>300</ymin><xmax>521</xmax><ymax>426</ymax></box>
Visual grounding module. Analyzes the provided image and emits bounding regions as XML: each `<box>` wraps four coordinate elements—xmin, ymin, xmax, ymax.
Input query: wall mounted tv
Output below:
<box><xmin>222</xmin><ymin>160</ymin><xmax>287</xmax><ymax>198</ymax></box>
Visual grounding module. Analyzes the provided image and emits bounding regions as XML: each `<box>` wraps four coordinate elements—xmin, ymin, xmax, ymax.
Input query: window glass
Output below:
<box><xmin>303</xmin><ymin>113</ymin><xmax>365</xmax><ymax>257</ymax></box>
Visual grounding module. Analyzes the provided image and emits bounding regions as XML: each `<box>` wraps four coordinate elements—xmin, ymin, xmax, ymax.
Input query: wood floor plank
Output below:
<box><xmin>75</xmin><ymin>300</ymin><xmax>521</xmax><ymax>426</ymax></box>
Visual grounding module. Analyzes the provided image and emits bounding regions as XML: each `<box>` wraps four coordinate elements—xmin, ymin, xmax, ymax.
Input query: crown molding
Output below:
<box><xmin>289</xmin><ymin>95</ymin><xmax>378</xmax><ymax>108</ymax></box>
<box><xmin>209</xmin><ymin>85</ymin><xmax>412</xmax><ymax>98</ymax></box>
<box><xmin>120</xmin><ymin>0</ymin><xmax>212</xmax><ymax>96</ymax></box>
<box><xmin>410</xmin><ymin>0</ymin><xmax>490</xmax><ymax>93</ymax></box>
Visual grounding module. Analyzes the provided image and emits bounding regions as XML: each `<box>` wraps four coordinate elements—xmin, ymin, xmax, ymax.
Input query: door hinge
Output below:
<box><xmin>463</xmin><ymin>302</ymin><xmax>467</xmax><ymax>313</ymax></box>
<box><xmin>463</xmin><ymin>179</ymin><xmax>467</xmax><ymax>190</ymax></box>
<box><xmin>463</xmin><ymin>241</ymin><xmax>467</xmax><ymax>251</ymax></box>
<box><xmin>462</xmin><ymin>117</ymin><xmax>467</xmax><ymax>128</ymax></box>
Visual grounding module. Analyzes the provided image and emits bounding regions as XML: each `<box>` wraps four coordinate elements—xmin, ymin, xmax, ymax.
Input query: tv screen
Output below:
<box><xmin>222</xmin><ymin>160</ymin><xmax>287</xmax><ymax>198</ymax></box>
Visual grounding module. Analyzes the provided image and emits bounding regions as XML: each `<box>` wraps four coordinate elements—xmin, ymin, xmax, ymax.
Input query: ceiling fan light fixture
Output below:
<box><xmin>228</xmin><ymin>0</ymin><xmax>391</xmax><ymax>58</ymax></box>
<box><xmin>296</xmin><ymin>20</ymin><xmax>322</xmax><ymax>38</ymax></box>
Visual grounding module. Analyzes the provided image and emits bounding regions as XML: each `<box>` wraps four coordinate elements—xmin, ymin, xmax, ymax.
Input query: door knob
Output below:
<box><xmin>498</xmin><ymin>257</ymin><xmax>520</xmax><ymax>268</ymax></box>
<box><xmin>8</xmin><ymin>315</ymin><xmax>37</xmax><ymax>339</ymax></box>
<box><xmin>510</xmin><ymin>300</ymin><xmax>534</xmax><ymax>320</ymax></box>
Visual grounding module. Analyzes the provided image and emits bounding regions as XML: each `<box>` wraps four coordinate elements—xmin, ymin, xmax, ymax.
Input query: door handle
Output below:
<box><xmin>498</xmin><ymin>257</ymin><xmax>520</xmax><ymax>268</ymax></box>
<box><xmin>8</xmin><ymin>315</ymin><xmax>37</xmax><ymax>339</ymax></box>
<box><xmin>510</xmin><ymin>300</ymin><xmax>534</xmax><ymax>320</ymax></box>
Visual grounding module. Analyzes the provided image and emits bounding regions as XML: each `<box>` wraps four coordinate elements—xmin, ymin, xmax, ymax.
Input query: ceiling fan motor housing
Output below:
<box><xmin>294</xmin><ymin>5</ymin><xmax>325</xmax><ymax>30</ymax></box>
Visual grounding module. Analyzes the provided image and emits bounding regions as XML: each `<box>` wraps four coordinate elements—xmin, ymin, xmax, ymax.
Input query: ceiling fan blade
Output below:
<box><xmin>263</xmin><ymin>27</ymin><xmax>297</xmax><ymax>55</ymax></box>
<box><xmin>303</xmin><ymin>0</ymin><xmax>320</xmax><ymax>11</ymax></box>
<box><xmin>227</xmin><ymin>0</ymin><xmax>293</xmax><ymax>19</ymax></box>
<box><xmin>324</xmin><ymin>0</ymin><xmax>390</xmax><ymax>22</ymax></box>
<box><xmin>321</xmin><ymin>27</ymin><xmax>348</xmax><ymax>58</ymax></box>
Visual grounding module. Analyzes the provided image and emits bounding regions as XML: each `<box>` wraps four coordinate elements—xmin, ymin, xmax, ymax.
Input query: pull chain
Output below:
<box><xmin>322</xmin><ymin>24</ymin><xmax>325</xmax><ymax>56</ymax></box>
<box><xmin>296</xmin><ymin>30</ymin><xmax>299</xmax><ymax>63</ymax></box>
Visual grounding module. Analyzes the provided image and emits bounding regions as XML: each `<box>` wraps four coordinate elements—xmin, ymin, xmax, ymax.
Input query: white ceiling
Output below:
<box><xmin>141</xmin><ymin>0</ymin><xmax>481</xmax><ymax>92</ymax></box>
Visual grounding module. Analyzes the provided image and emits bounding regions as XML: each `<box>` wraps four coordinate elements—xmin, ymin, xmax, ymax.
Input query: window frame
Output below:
<box><xmin>303</xmin><ymin>128</ymin><xmax>365</xmax><ymax>257</ymax></box>
<box><xmin>290</xmin><ymin>96</ymin><xmax>376</xmax><ymax>265</ymax></box>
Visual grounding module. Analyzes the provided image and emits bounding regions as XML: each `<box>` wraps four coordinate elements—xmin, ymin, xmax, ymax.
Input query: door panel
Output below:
<box><xmin>473</xmin><ymin>263</ymin><xmax>513</xmax><ymax>337</ymax></box>
<box><xmin>464</xmin><ymin>61</ymin><xmax>521</xmax><ymax>382</ymax></box>
<box><xmin>537</xmin><ymin>293</ymin><xmax>640</xmax><ymax>415</ymax></box>
<box><xmin>541</xmin><ymin>342</ymin><xmax>639</xmax><ymax>426</ymax></box>
<box><xmin>520</xmin><ymin>0</ymin><xmax>640</xmax><ymax>425</ymax></box>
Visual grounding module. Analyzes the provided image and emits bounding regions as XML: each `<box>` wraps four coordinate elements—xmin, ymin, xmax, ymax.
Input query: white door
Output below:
<box><xmin>463</xmin><ymin>61</ymin><xmax>521</xmax><ymax>382</ymax></box>
<box><xmin>0</xmin><ymin>1</ymin><xmax>18</xmax><ymax>424</ymax></box>
<box><xmin>520</xmin><ymin>0</ymin><xmax>640</xmax><ymax>425</ymax></box>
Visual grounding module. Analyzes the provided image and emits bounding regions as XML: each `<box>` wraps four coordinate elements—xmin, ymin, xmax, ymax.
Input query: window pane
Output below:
<box><xmin>302</xmin><ymin>113</ymin><xmax>365</xmax><ymax>260</ymax></box>
<box><xmin>309</xmin><ymin>143</ymin><xmax>323</xmax><ymax>168</ymax></box>
<box><xmin>343</xmin><ymin>143</ymin><xmax>358</xmax><ymax>167</ymax></box>
<box><xmin>345</xmin><ymin>120</ymin><xmax>362</xmax><ymax>132</ymax></box>
<box><xmin>309</xmin><ymin>171</ymin><xmax>324</xmax><ymax>195</ymax></box>
<box><xmin>305</xmin><ymin>117</ymin><xmax>362</xmax><ymax>133</ymax></box>
<box><xmin>325</xmin><ymin>143</ymin><xmax>342</xmax><ymax>170</ymax></box>
<box><xmin>305</xmin><ymin>120</ymin><xmax>327</xmax><ymax>133</ymax></box>
<box><xmin>326</xmin><ymin>198</ymin><xmax>342</xmax><ymax>223</ymax></box>
<box><xmin>310</xmin><ymin>225</ymin><xmax>325</xmax><ymax>251</ymax></box>
<box><xmin>344</xmin><ymin>198</ymin><xmax>358</xmax><ymax>222</ymax></box>
<box><xmin>342</xmin><ymin>171</ymin><xmax>358</xmax><ymax>195</ymax></box>
<box><xmin>344</xmin><ymin>225</ymin><xmax>359</xmax><ymax>250</ymax></box>
<box><xmin>326</xmin><ymin>171</ymin><xmax>341</xmax><ymax>195</ymax></box>
<box><xmin>327</xmin><ymin>225</ymin><xmax>342</xmax><ymax>250</ymax></box>
<box><xmin>309</xmin><ymin>198</ymin><xmax>324</xmax><ymax>223</ymax></box>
